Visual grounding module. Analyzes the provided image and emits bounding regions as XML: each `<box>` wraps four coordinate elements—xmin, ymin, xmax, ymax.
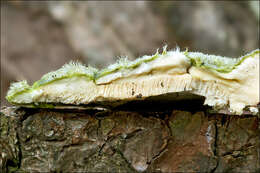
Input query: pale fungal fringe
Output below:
<box><xmin>240</xmin><ymin>48</ymin><xmax>259</xmax><ymax>58</ymax></box>
<box><xmin>169</xmin><ymin>45</ymin><xmax>181</xmax><ymax>53</ymax></box>
<box><xmin>99</xmin><ymin>45</ymin><xmax>172</xmax><ymax>77</ymax></box>
<box><xmin>97</xmin><ymin>56</ymin><xmax>131</xmax><ymax>78</ymax></box>
<box><xmin>6</xmin><ymin>80</ymin><xmax>30</xmax><ymax>101</ymax></box>
<box><xmin>186</xmin><ymin>49</ymin><xmax>259</xmax><ymax>73</ymax></box>
<box><xmin>32</xmin><ymin>61</ymin><xmax>98</xmax><ymax>88</ymax></box>
<box><xmin>6</xmin><ymin>61</ymin><xmax>98</xmax><ymax>102</ymax></box>
<box><xmin>188</xmin><ymin>52</ymin><xmax>237</xmax><ymax>66</ymax></box>
<box><xmin>97</xmin><ymin>47</ymin><xmax>163</xmax><ymax>78</ymax></box>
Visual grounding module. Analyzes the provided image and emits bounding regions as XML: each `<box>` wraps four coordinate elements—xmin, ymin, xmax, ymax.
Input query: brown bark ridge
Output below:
<box><xmin>0</xmin><ymin>104</ymin><xmax>259</xmax><ymax>173</ymax></box>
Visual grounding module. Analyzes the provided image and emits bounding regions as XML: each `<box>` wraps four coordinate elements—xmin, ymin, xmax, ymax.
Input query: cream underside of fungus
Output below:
<box><xmin>6</xmin><ymin>47</ymin><xmax>260</xmax><ymax>115</ymax></box>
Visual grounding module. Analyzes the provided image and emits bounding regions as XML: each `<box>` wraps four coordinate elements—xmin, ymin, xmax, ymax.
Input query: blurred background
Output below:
<box><xmin>1</xmin><ymin>1</ymin><xmax>259</xmax><ymax>106</ymax></box>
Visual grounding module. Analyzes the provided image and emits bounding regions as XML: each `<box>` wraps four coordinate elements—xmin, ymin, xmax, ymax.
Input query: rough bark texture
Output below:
<box><xmin>1</xmin><ymin>106</ymin><xmax>259</xmax><ymax>172</ymax></box>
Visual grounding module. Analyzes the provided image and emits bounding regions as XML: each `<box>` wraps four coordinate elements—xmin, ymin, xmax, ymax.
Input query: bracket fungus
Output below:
<box><xmin>6</xmin><ymin>47</ymin><xmax>259</xmax><ymax>115</ymax></box>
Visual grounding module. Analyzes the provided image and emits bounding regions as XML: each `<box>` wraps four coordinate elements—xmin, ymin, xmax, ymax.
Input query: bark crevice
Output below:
<box><xmin>1</xmin><ymin>107</ymin><xmax>259</xmax><ymax>172</ymax></box>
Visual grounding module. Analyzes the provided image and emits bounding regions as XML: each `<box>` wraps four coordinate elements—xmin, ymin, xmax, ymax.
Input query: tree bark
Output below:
<box><xmin>1</xmin><ymin>106</ymin><xmax>259</xmax><ymax>172</ymax></box>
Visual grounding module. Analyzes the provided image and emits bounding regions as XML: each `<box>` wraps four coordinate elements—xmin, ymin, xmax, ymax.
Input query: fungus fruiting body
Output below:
<box><xmin>6</xmin><ymin>48</ymin><xmax>259</xmax><ymax>115</ymax></box>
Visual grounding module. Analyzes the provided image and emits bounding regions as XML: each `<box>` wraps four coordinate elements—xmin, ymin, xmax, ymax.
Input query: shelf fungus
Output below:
<box><xmin>6</xmin><ymin>47</ymin><xmax>259</xmax><ymax>115</ymax></box>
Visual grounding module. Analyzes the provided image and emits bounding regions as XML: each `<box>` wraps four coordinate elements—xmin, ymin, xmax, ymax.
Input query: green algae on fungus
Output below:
<box><xmin>96</xmin><ymin>57</ymin><xmax>132</xmax><ymax>79</ymax></box>
<box><xmin>185</xmin><ymin>49</ymin><xmax>260</xmax><ymax>73</ymax></box>
<box><xmin>6</xmin><ymin>80</ymin><xmax>31</xmax><ymax>103</ymax></box>
<box><xmin>6</xmin><ymin>61</ymin><xmax>98</xmax><ymax>104</ymax></box>
<box><xmin>96</xmin><ymin>45</ymin><xmax>169</xmax><ymax>79</ymax></box>
<box><xmin>32</xmin><ymin>61</ymin><xmax>98</xmax><ymax>88</ymax></box>
<box><xmin>128</xmin><ymin>45</ymin><xmax>168</xmax><ymax>68</ymax></box>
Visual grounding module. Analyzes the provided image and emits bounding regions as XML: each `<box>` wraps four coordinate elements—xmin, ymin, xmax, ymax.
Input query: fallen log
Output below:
<box><xmin>1</xmin><ymin>105</ymin><xmax>259</xmax><ymax>172</ymax></box>
<box><xmin>1</xmin><ymin>48</ymin><xmax>259</xmax><ymax>172</ymax></box>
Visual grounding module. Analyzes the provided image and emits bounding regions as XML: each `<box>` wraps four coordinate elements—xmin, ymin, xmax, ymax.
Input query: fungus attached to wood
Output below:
<box><xmin>6</xmin><ymin>47</ymin><xmax>259</xmax><ymax>115</ymax></box>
